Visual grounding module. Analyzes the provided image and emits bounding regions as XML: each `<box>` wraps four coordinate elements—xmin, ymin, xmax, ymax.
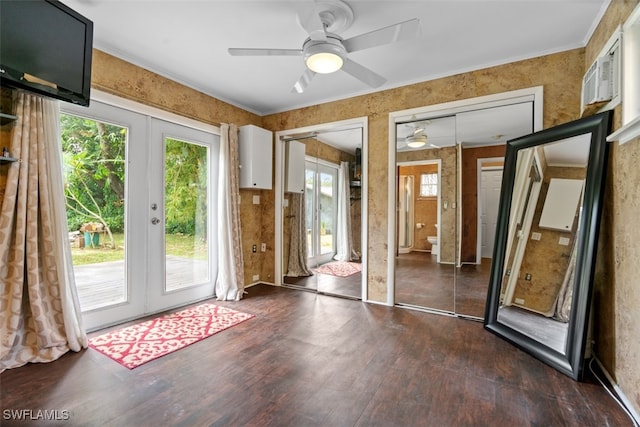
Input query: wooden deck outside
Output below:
<box><xmin>74</xmin><ymin>256</ymin><xmax>209</xmax><ymax>311</ymax></box>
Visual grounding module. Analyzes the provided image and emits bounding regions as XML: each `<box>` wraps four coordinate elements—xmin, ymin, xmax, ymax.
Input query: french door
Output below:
<box><xmin>305</xmin><ymin>159</ymin><xmax>338</xmax><ymax>267</ymax></box>
<box><xmin>61</xmin><ymin>100</ymin><xmax>218</xmax><ymax>330</ymax></box>
<box><xmin>147</xmin><ymin>119</ymin><xmax>218</xmax><ymax>312</ymax></box>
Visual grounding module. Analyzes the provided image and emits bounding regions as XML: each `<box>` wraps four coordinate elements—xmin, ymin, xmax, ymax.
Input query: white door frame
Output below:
<box><xmin>387</xmin><ymin>86</ymin><xmax>543</xmax><ymax>306</ymax></box>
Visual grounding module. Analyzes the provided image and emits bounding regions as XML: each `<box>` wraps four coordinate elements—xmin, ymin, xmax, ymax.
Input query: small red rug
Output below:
<box><xmin>313</xmin><ymin>261</ymin><xmax>362</xmax><ymax>277</ymax></box>
<box><xmin>88</xmin><ymin>303</ymin><xmax>254</xmax><ymax>369</ymax></box>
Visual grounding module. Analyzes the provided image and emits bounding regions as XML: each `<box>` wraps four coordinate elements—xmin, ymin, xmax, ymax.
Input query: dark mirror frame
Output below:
<box><xmin>484</xmin><ymin>111</ymin><xmax>612</xmax><ymax>380</ymax></box>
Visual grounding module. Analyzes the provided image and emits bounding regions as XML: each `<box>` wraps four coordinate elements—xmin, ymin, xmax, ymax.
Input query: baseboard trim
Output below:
<box><xmin>593</xmin><ymin>357</ymin><xmax>640</xmax><ymax>426</ymax></box>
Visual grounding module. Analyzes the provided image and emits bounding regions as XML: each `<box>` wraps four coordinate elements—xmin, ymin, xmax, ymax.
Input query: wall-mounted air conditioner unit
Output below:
<box><xmin>582</xmin><ymin>55</ymin><xmax>612</xmax><ymax>106</ymax></box>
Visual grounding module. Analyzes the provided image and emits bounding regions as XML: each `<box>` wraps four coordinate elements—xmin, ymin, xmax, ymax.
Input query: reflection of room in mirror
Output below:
<box><xmin>281</xmin><ymin>127</ymin><xmax>364</xmax><ymax>300</ymax></box>
<box><xmin>497</xmin><ymin>306</ymin><xmax>568</xmax><ymax>354</ymax></box>
<box><xmin>394</xmin><ymin>101</ymin><xmax>534</xmax><ymax>318</ymax></box>
<box><xmin>500</xmin><ymin>134</ymin><xmax>590</xmax><ymax>324</ymax></box>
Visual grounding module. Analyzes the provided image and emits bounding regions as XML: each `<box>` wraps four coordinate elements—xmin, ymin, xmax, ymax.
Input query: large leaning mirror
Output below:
<box><xmin>484</xmin><ymin>111</ymin><xmax>612</xmax><ymax>380</ymax></box>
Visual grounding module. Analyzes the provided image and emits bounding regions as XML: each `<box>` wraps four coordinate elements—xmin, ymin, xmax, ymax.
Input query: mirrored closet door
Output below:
<box><xmin>392</xmin><ymin>96</ymin><xmax>537</xmax><ymax>319</ymax></box>
<box><xmin>278</xmin><ymin>121</ymin><xmax>365</xmax><ymax>300</ymax></box>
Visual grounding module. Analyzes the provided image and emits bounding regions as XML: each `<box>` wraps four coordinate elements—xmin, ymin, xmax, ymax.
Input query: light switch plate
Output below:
<box><xmin>253</xmin><ymin>195</ymin><xmax>260</xmax><ymax>205</ymax></box>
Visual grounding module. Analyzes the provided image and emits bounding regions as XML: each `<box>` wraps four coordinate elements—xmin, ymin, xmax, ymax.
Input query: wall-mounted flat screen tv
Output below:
<box><xmin>0</xmin><ymin>0</ymin><xmax>93</xmax><ymax>107</ymax></box>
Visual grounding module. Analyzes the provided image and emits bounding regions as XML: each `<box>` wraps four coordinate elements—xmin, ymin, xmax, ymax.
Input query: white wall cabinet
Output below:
<box><xmin>285</xmin><ymin>139</ymin><xmax>305</xmax><ymax>193</ymax></box>
<box><xmin>239</xmin><ymin>125</ymin><xmax>273</xmax><ymax>190</ymax></box>
<box><xmin>539</xmin><ymin>178</ymin><xmax>584</xmax><ymax>232</ymax></box>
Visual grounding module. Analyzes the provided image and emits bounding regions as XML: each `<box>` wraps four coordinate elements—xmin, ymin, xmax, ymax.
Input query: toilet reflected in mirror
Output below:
<box><xmin>427</xmin><ymin>233</ymin><xmax>438</xmax><ymax>256</ymax></box>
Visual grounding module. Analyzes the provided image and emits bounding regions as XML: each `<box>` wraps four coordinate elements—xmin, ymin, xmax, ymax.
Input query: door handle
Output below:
<box><xmin>151</xmin><ymin>217</ymin><xmax>161</xmax><ymax>225</ymax></box>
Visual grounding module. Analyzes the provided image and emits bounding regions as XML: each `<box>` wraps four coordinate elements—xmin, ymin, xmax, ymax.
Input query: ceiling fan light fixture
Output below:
<box><xmin>406</xmin><ymin>134</ymin><xmax>427</xmax><ymax>148</ymax></box>
<box><xmin>304</xmin><ymin>37</ymin><xmax>346</xmax><ymax>74</ymax></box>
<box><xmin>306</xmin><ymin>51</ymin><xmax>343</xmax><ymax>73</ymax></box>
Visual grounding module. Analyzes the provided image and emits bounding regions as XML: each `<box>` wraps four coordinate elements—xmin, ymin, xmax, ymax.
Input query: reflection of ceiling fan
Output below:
<box><xmin>403</xmin><ymin>120</ymin><xmax>439</xmax><ymax>149</ymax></box>
<box><xmin>228</xmin><ymin>0</ymin><xmax>420</xmax><ymax>93</ymax></box>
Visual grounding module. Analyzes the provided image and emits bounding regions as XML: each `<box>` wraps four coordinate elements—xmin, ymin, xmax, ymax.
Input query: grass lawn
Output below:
<box><xmin>71</xmin><ymin>232</ymin><xmax>208</xmax><ymax>266</ymax></box>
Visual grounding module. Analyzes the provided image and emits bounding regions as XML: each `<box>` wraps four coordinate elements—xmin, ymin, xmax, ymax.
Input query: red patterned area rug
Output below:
<box><xmin>88</xmin><ymin>303</ymin><xmax>254</xmax><ymax>369</ymax></box>
<box><xmin>313</xmin><ymin>261</ymin><xmax>362</xmax><ymax>277</ymax></box>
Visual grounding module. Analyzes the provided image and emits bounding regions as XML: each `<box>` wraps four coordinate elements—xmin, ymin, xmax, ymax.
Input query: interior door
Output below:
<box><xmin>147</xmin><ymin>119</ymin><xmax>218</xmax><ymax>312</ymax></box>
<box><xmin>480</xmin><ymin>168</ymin><xmax>503</xmax><ymax>258</ymax></box>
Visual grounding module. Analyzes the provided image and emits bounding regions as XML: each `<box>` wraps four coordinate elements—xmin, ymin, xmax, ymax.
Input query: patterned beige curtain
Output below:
<box><xmin>286</xmin><ymin>192</ymin><xmax>312</xmax><ymax>277</ymax></box>
<box><xmin>215</xmin><ymin>123</ymin><xmax>245</xmax><ymax>300</ymax></box>
<box><xmin>0</xmin><ymin>92</ymin><xmax>87</xmax><ymax>371</ymax></box>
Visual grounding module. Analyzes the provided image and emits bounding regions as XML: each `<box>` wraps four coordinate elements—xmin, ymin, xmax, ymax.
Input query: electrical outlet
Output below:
<box><xmin>261</xmin><ymin>243</ymin><xmax>266</xmax><ymax>252</ymax></box>
<box><xmin>515</xmin><ymin>298</ymin><xmax>525</xmax><ymax>305</ymax></box>
<box><xmin>252</xmin><ymin>274</ymin><xmax>259</xmax><ymax>282</ymax></box>
<box><xmin>252</xmin><ymin>244</ymin><xmax>257</xmax><ymax>253</ymax></box>
<box><xmin>525</xmin><ymin>273</ymin><xmax>532</xmax><ymax>281</ymax></box>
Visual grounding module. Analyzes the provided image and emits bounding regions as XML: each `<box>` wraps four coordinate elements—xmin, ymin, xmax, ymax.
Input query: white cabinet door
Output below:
<box><xmin>239</xmin><ymin>125</ymin><xmax>273</xmax><ymax>189</ymax></box>
<box><xmin>539</xmin><ymin>178</ymin><xmax>584</xmax><ymax>231</ymax></box>
<box><xmin>285</xmin><ymin>139</ymin><xmax>305</xmax><ymax>193</ymax></box>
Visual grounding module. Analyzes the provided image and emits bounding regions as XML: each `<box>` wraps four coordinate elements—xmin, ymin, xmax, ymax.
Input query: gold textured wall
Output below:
<box><xmin>586</xmin><ymin>0</ymin><xmax>640</xmax><ymax>415</ymax></box>
<box><xmin>263</xmin><ymin>49</ymin><xmax>585</xmax><ymax>301</ymax></box>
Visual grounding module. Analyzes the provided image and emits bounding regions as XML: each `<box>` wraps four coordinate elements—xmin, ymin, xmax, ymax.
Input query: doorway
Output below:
<box><xmin>62</xmin><ymin>97</ymin><xmax>219</xmax><ymax>330</ymax></box>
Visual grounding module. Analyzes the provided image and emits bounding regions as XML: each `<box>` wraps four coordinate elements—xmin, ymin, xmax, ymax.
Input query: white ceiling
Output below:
<box><xmin>63</xmin><ymin>0</ymin><xmax>609</xmax><ymax>116</ymax></box>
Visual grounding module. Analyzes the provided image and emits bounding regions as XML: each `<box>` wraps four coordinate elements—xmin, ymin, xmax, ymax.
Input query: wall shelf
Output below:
<box><xmin>0</xmin><ymin>156</ymin><xmax>18</xmax><ymax>165</ymax></box>
<box><xmin>0</xmin><ymin>113</ymin><xmax>17</xmax><ymax>126</ymax></box>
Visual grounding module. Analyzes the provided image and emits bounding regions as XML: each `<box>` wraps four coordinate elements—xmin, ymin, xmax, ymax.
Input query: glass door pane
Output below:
<box><xmin>164</xmin><ymin>137</ymin><xmax>210</xmax><ymax>291</ymax></box>
<box><xmin>61</xmin><ymin>100</ymin><xmax>148</xmax><ymax>331</ymax></box>
<box><xmin>318</xmin><ymin>166</ymin><xmax>337</xmax><ymax>262</ymax></box>
<box><xmin>147</xmin><ymin>118</ymin><xmax>218</xmax><ymax>313</ymax></box>
<box><xmin>62</xmin><ymin>113</ymin><xmax>127</xmax><ymax>311</ymax></box>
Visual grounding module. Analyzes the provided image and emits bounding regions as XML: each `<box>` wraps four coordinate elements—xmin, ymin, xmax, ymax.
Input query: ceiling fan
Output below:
<box><xmin>228</xmin><ymin>0</ymin><xmax>421</xmax><ymax>93</ymax></box>
<box><xmin>400</xmin><ymin>120</ymin><xmax>440</xmax><ymax>149</ymax></box>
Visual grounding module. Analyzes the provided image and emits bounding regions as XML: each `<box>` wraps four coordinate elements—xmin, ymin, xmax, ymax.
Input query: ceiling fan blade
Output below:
<box><xmin>292</xmin><ymin>68</ymin><xmax>316</xmax><ymax>94</ymax></box>
<box><xmin>228</xmin><ymin>48</ymin><xmax>303</xmax><ymax>56</ymax></box>
<box><xmin>343</xmin><ymin>18</ymin><xmax>421</xmax><ymax>53</ymax></box>
<box><xmin>341</xmin><ymin>58</ymin><xmax>386</xmax><ymax>88</ymax></box>
<box><xmin>296</xmin><ymin>3</ymin><xmax>327</xmax><ymax>41</ymax></box>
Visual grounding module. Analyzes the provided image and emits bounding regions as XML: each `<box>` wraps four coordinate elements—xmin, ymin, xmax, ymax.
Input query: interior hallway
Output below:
<box><xmin>1</xmin><ymin>284</ymin><xmax>631</xmax><ymax>426</ymax></box>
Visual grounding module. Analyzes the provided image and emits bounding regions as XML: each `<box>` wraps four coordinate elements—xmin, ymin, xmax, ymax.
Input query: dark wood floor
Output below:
<box><xmin>1</xmin><ymin>284</ymin><xmax>632</xmax><ymax>426</ymax></box>
<box><xmin>284</xmin><ymin>269</ymin><xmax>361</xmax><ymax>299</ymax></box>
<box><xmin>395</xmin><ymin>252</ymin><xmax>490</xmax><ymax>318</ymax></box>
